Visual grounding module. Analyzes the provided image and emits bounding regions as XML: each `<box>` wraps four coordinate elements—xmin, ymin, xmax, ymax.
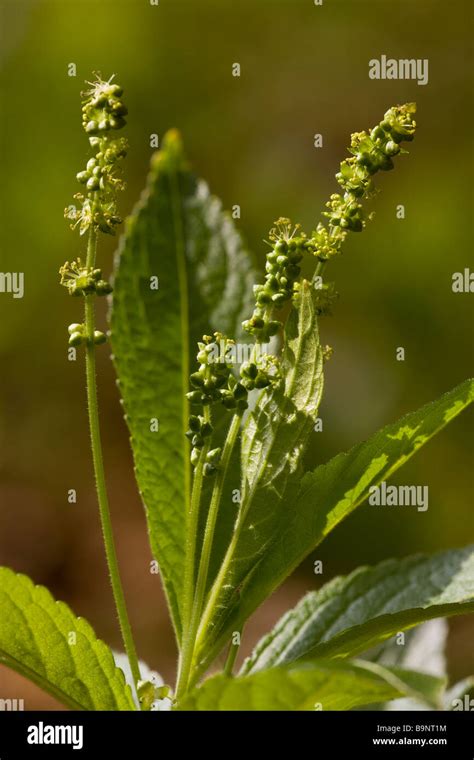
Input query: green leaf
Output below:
<box><xmin>178</xmin><ymin>658</ymin><xmax>444</xmax><ymax>711</ymax></box>
<box><xmin>111</xmin><ymin>130</ymin><xmax>256</xmax><ymax>639</ymax></box>
<box><xmin>0</xmin><ymin>568</ymin><xmax>135</xmax><ymax>711</ymax></box>
<box><xmin>198</xmin><ymin>378</ymin><xmax>474</xmax><ymax>670</ymax></box>
<box><xmin>195</xmin><ymin>281</ymin><xmax>324</xmax><ymax>657</ymax></box>
<box><xmin>242</xmin><ymin>546</ymin><xmax>474</xmax><ymax>673</ymax></box>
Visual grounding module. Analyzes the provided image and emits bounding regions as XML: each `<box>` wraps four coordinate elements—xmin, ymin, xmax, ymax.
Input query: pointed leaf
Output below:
<box><xmin>0</xmin><ymin>568</ymin><xmax>135</xmax><ymax>711</ymax></box>
<box><xmin>111</xmin><ymin>131</ymin><xmax>256</xmax><ymax>638</ymax></box>
<box><xmin>178</xmin><ymin>658</ymin><xmax>444</xmax><ymax>711</ymax></box>
<box><xmin>243</xmin><ymin>546</ymin><xmax>474</xmax><ymax>673</ymax></box>
<box><xmin>199</xmin><ymin>378</ymin><xmax>474</xmax><ymax>669</ymax></box>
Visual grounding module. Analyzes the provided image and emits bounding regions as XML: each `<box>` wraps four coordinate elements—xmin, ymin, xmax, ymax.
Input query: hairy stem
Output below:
<box><xmin>176</xmin><ymin>408</ymin><xmax>211</xmax><ymax>698</ymax></box>
<box><xmin>84</xmin><ymin>224</ymin><xmax>141</xmax><ymax>697</ymax></box>
<box><xmin>181</xmin><ymin>412</ymin><xmax>242</xmax><ymax>690</ymax></box>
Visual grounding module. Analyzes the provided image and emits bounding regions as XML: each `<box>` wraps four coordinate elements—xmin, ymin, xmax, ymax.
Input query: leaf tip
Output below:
<box><xmin>151</xmin><ymin>128</ymin><xmax>188</xmax><ymax>174</ymax></box>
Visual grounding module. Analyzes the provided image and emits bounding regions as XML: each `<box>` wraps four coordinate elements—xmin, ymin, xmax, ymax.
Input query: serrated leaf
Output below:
<box><xmin>0</xmin><ymin>568</ymin><xmax>135</xmax><ymax>711</ymax></box>
<box><xmin>178</xmin><ymin>658</ymin><xmax>444</xmax><ymax>711</ymax></box>
<box><xmin>111</xmin><ymin>130</ymin><xmax>256</xmax><ymax>639</ymax></box>
<box><xmin>197</xmin><ymin>378</ymin><xmax>474</xmax><ymax>671</ymax></box>
<box><xmin>195</xmin><ymin>281</ymin><xmax>323</xmax><ymax>658</ymax></box>
<box><xmin>242</xmin><ymin>546</ymin><xmax>474</xmax><ymax>673</ymax></box>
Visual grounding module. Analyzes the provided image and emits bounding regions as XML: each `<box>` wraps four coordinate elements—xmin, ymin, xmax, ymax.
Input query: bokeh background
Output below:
<box><xmin>0</xmin><ymin>0</ymin><xmax>473</xmax><ymax>708</ymax></box>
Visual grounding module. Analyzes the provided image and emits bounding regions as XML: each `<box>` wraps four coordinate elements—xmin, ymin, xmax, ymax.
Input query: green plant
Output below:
<box><xmin>1</xmin><ymin>76</ymin><xmax>473</xmax><ymax>712</ymax></box>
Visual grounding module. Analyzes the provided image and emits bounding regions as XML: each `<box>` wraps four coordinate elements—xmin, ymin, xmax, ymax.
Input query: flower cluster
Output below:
<box><xmin>59</xmin><ymin>259</ymin><xmax>112</xmax><ymax>297</ymax></box>
<box><xmin>64</xmin><ymin>74</ymin><xmax>128</xmax><ymax>237</ymax></box>
<box><xmin>67</xmin><ymin>323</ymin><xmax>106</xmax><ymax>347</ymax></box>
<box><xmin>186</xmin><ymin>334</ymin><xmax>246</xmax><ymax>411</ymax></box>
<box><xmin>81</xmin><ymin>79</ymin><xmax>127</xmax><ymax>135</ymax></box>
<box><xmin>240</xmin><ymin>355</ymin><xmax>280</xmax><ymax>391</ymax></box>
<box><xmin>309</xmin><ymin>103</ymin><xmax>417</xmax><ymax>262</ymax></box>
<box><xmin>185</xmin><ymin>334</ymin><xmax>280</xmax><ymax>472</ymax></box>
<box><xmin>243</xmin><ymin>218</ymin><xmax>317</xmax><ymax>342</ymax></box>
<box><xmin>186</xmin><ymin>415</ymin><xmax>221</xmax><ymax>475</ymax></box>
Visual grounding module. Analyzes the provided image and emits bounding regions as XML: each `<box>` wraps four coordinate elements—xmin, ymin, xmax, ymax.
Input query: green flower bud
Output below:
<box><xmin>68</xmin><ymin>323</ymin><xmax>83</xmax><ymax>335</ymax></box>
<box><xmin>255</xmin><ymin>372</ymin><xmax>271</xmax><ymax>389</ymax></box>
<box><xmin>188</xmin><ymin>415</ymin><xmax>201</xmax><ymax>432</ymax></box>
<box><xmin>203</xmin><ymin>378</ymin><xmax>216</xmax><ymax>392</ymax></box>
<box><xmin>266</xmin><ymin>276</ymin><xmax>279</xmax><ymax>293</ymax></box>
<box><xmin>201</xmin><ymin>421</ymin><xmax>213</xmax><ymax>438</ymax></box>
<box><xmin>86</xmin><ymin>176</ymin><xmax>100</xmax><ymax>191</ymax></box>
<box><xmin>68</xmin><ymin>331</ymin><xmax>84</xmax><ymax>347</ymax></box>
<box><xmin>203</xmin><ymin>462</ymin><xmax>217</xmax><ymax>477</ymax></box>
<box><xmin>206</xmin><ymin>448</ymin><xmax>222</xmax><ymax>465</ymax></box>
<box><xmin>93</xmin><ymin>330</ymin><xmax>107</xmax><ymax>344</ymax></box>
<box><xmin>241</xmin><ymin>361</ymin><xmax>258</xmax><ymax>379</ymax></box>
<box><xmin>186</xmin><ymin>390</ymin><xmax>203</xmax><ymax>405</ymax></box>
<box><xmin>96</xmin><ymin>280</ymin><xmax>113</xmax><ymax>295</ymax></box>
<box><xmin>190</xmin><ymin>447</ymin><xmax>200</xmax><ymax>466</ymax></box>
<box><xmin>221</xmin><ymin>393</ymin><xmax>237</xmax><ymax>410</ymax></box>
<box><xmin>190</xmin><ymin>372</ymin><xmax>204</xmax><ymax>388</ymax></box>
<box><xmin>256</xmin><ymin>291</ymin><xmax>272</xmax><ymax>306</ymax></box>
<box><xmin>385</xmin><ymin>140</ymin><xmax>400</xmax><ymax>156</ymax></box>
<box><xmin>268</xmin><ymin>320</ymin><xmax>281</xmax><ymax>336</ymax></box>
<box><xmin>370</xmin><ymin>125</ymin><xmax>386</xmax><ymax>141</ymax></box>
<box><xmin>233</xmin><ymin>382</ymin><xmax>247</xmax><ymax>401</ymax></box>
<box><xmin>250</xmin><ymin>316</ymin><xmax>265</xmax><ymax>329</ymax></box>
<box><xmin>111</xmin><ymin>102</ymin><xmax>128</xmax><ymax>116</ymax></box>
<box><xmin>271</xmin><ymin>293</ymin><xmax>287</xmax><ymax>307</ymax></box>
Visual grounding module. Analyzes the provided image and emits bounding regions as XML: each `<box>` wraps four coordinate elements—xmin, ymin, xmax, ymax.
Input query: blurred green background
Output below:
<box><xmin>0</xmin><ymin>0</ymin><xmax>473</xmax><ymax>707</ymax></box>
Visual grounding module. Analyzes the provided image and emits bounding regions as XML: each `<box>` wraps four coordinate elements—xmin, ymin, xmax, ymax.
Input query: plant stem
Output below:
<box><xmin>193</xmin><ymin>511</ymin><xmax>242</xmax><ymax>670</ymax></box>
<box><xmin>176</xmin><ymin>408</ymin><xmax>211</xmax><ymax>699</ymax></box>
<box><xmin>311</xmin><ymin>258</ymin><xmax>327</xmax><ymax>284</ymax></box>
<box><xmin>84</xmin><ymin>224</ymin><xmax>141</xmax><ymax>697</ymax></box>
<box><xmin>181</xmin><ymin>412</ymin><xmax>241</xmax><ymax>690</ymax></box>
<box><xmin>223</xmin><ymin>627</ymin><xmax>242</xmax><ymax>677</ymax></box>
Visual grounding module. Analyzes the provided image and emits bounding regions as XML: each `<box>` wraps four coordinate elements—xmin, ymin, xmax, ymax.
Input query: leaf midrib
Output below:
<box><xmin>0</xmin><ymin>651</ymin><xmax>87</xmax><ymax>711</ymax></box>
<box><xmin>168</xmin><ymin>167</ymin><xmax>191</xmax><ymax>522</ymax></box>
